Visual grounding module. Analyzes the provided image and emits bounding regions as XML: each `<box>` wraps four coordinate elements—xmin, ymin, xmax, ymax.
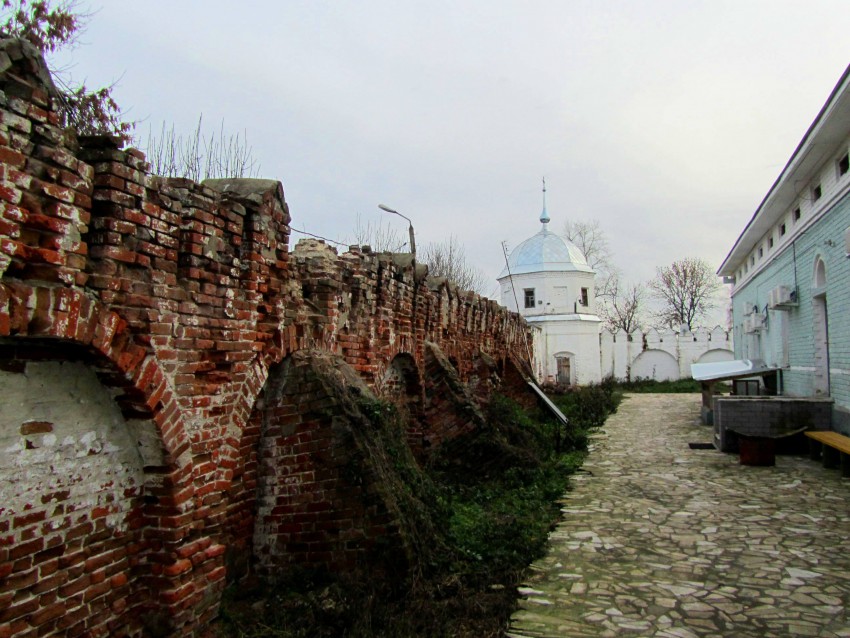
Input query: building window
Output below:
<box><xmin>839</xmin><ymin>152</ymin><xmax>849</xmax><ymax>177</ymax></box>
<box><xmin>768</xmin><ymin>236</ymin><xmax>774</xmax><ymax>249</ymax></box>
<box><xmin>780</xmin><ymin>223</ymin><xmax>786</xmax><ymax>236</ymax></box>
<box><xmin>758</xmin><ymin>246</ymin><xmax>763</xmax><ymax>259</ymax></box>
<box><xmin>580</xmin><ymin>287</ymin><xmax>589</xmax><ymax>306</ymax></box>
<box><xmin>524</xmin><ymin>288</ymin><xmax>535</xmax><ymax>309</ymax></box>
<box><xmin>812</xmin><ymin>184</ymin><xmax>822</xmax><ymax>201</ymax></box>
<box><xmin>750</xmin><ymin>256</ymin><xmax>755</xmax><ymax>267</ymax></box>
<box><xmin>794</xmin><ymin>207</ymin><xmax>801</xmax><ymax>222</ymax></box>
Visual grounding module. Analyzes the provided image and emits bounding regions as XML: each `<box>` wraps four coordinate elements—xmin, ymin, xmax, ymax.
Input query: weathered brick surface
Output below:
<box><xmin>0</xmin><ymin>38</ymin><xmax>534</xmax><ymax>636</ymax></box>
<box><xmin>249</xmin><ymin>351</ymin><xmax>402</xmax><ymax>575</ymax></box>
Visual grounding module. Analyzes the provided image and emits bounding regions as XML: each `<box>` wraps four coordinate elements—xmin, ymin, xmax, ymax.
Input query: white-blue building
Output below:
<box><xmin>718</xmin><ymin>64</ymin><xmax>850</xmax><ymax>434</ymax></box>
<box><xmin>498</xmin><ymin>185</ymin><xmax>602</xmax><ymax>385</ymax></box>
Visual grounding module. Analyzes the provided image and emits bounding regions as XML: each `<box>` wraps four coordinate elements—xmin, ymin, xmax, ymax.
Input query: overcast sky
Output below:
<box><xmin>55</xmin><ymin>1</ymin><xmax>850</xmax><ymax>305</ymax></box>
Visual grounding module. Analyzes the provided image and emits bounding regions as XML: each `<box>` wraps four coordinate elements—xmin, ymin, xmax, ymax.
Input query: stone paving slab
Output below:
<box><xmin>508</xmin><ymin>394</ymin><xmax>850</xmax><ymax>638</ymax></box>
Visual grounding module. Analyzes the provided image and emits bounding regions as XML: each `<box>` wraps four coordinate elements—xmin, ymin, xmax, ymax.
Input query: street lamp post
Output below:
<box><xmin>378</xmin><ymin>204</ymin><xmax>416</xmax><ymax>256</ymax></box>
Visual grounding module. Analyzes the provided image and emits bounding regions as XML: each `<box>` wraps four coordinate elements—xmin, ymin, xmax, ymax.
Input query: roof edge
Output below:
<box><xmin>718</xmin><ymin>62</ymin><xmax>850</xmax><ymax>276</ymax></box>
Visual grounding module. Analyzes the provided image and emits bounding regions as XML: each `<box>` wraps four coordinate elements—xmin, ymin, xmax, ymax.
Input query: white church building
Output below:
<box><xmin>498</xmin><ymin>185</ymin><xmax>734</xmax><ymax>386</ymax></box>
<box><xmin>498</xmin><ymin>187</ymin><xmax>603</xmax><ymax>385</ymax></box>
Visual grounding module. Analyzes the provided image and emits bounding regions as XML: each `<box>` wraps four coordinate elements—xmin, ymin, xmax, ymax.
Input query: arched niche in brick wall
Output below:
<box><xmin>0</xmin><ymin>285</ymin><xmax>225</xmax><ymax>636</ymax></box>
<box><xmin>247</xmin><ymin>351</ymin><xmax>420</xmax><ymax>579</ymax></box>
<box><xmin>377</xmin><ymin>353</ymin><xmax>426</xmax><ymax>455</ymax></box>
<box><xmin>0</xmin><ymin>340</ymin><xmax>152</xmax><ymax>637</ymax></box>
<box><xmin>466</xmin><ymin>350</ymin><xmax>500</xmax><ymax>408</ymax></box>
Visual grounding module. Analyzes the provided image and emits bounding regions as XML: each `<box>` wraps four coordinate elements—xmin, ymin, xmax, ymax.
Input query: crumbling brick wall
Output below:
<box><xmin>0</xmin><ymin>38</ymin><xmax>534</xmax><ymax>637</ymax></box>
<box><xmin>250</xmin><ymin>350</ymin><xmax>422</xmax><ymax>577</ymax></box>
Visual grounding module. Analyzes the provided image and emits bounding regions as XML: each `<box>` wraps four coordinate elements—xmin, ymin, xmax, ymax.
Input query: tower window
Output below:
<box><xmin>580</xmin><ymin>288</ymin><xmax>589</xmax><ymax>306</ymax></box>
<box><xmin>794</xmin><ymin>207</ymin><xmax>801</xmax><ymax>222</ymax></box>
<box><xmin>839</xmin><ymin>152</ymin><xmax>849</xmax><ymax>177</ymax></box>
<box><xmin>780</xmin><ymin>223</ymin><xmax>786</xmax><ymax>237</ymax></box>
<box><xmin>812</xmin><ymin>184</ymin><xmax>822</xmax><ymax>201</ymax></box>
<box><xmin>524</xmin><ymin>288</ymin><xmax>535</xmax><ymax>309</ymax></box>
<box><xmin>768</xmin><ymin>237</ymin><xmax>774</xmax><ymax>249</ymax></box>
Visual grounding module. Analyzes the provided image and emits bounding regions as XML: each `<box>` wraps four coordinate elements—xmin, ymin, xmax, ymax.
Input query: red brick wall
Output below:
<box><xmin>0</xmin><ymin>37</ymin><xmax>533</xmax><ymax>636</ymax></box>
<box><xmin>249</xmin><ymin>351</ymin><xmax>405</xmax><ymax>575</ymax></box>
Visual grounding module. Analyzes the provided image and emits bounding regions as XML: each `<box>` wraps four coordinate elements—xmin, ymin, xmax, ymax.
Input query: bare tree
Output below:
<box><xmin>420</xmin><ymin>236</ymin><xmax>488</xmax><ymax>295</ymax></box>
<box><xmin>563</xmin><ymin>219</ymin><xmax>618</xmax><ymax>299</ymax></box>
<box><xmin>563</xmin><ymin>219</ymin><xmax>613</xmax><ymax>272</ymax></box>
<box><xmin>649</xmin><ymin>257</ymin><xmax>721</xmax><ymax>331</ymax></box>
<box><xmin>144</xmin><ymin>116</ymin><xmax>260</xmax><ymax>181</ymax></box>
<box><xmin>601</xmin><ymin>274</ymin><xmax>646</xmax><ymax>333</ymax></box>
<box><xmin>350</xmin><ymin>213</ymin><xmax>407</xmax><ymax>252</ymax></box>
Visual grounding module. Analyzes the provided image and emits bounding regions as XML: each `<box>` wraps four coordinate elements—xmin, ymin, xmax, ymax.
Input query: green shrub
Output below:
<box><xmin>436</xmin><ymin>391</ymin><xmax>617</xmax><ymax>581</ymax></box>
<box><xmin>218</xmin><ymin>389</ymin><xmax>619</xmax><ymax>638</ymax></box>
<box><xmin>552</xmin><ymin>376</ymin><xmax>622</xmax><ymax>430</ymax></box>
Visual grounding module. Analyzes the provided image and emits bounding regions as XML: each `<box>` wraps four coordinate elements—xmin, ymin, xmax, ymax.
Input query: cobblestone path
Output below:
<box><xmin>508</xmin><ymin>393</ymin><xmax>850</xmax><ymax>638</ymax></box>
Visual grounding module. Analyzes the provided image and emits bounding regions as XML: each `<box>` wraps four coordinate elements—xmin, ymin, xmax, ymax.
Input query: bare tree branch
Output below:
<box><xmin>563</xmin><ymin>219</ymin><xmax>613</xmax><ymax>274</ymax></box>
<box><xmin>600</xmin><ymin>273</ymin><xmax>646</xmax><ymax>333</ymax></box>
<box><xmin>349</xmin><ymin>213</ymin><xmax>407</xmax><ymax>252</ymax></box>
<box><xmin>563</xmin><ymin>218</ymin><xmax>620</xmax><ymax>304</ymax></box>
<box><xmin>420</xmin><ymin>236</ymin><xmax>488</xmax><ymax>295</ymax></box>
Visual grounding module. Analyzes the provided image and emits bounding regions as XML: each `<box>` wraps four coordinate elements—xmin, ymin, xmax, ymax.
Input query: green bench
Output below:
<box><xmin>805</xmin><ymin>430</ymin><xmax>850</xmax><ymax>476</ymax></box>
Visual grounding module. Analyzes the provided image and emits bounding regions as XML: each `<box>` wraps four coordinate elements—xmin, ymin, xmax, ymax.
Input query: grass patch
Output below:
<box><xmin>615</xmin><ymin>377</ymin><xmax>703</xmax><ymax>393</ymax></box>
<box><xmin>432</xmin><ymin>394</ymin><xmax>590</xmax><ymax>581</ymax></box>
<box><xmin>216</xmin><ymin>386</ymin><xmax>619</xmax><ymax>638</ymax></box>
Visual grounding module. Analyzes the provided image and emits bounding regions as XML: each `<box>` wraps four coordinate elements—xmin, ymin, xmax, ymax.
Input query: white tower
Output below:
<box><xmin>498</xmin><ymin>181</ymin><xmax>602</xmax><ymax>385</ymax></box>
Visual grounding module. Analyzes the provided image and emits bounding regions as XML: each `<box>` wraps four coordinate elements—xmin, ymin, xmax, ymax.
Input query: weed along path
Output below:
<box><xmin>508</xmin><ymin>393</ymin><xmax>850</xmax><ymax>638</ymax></box>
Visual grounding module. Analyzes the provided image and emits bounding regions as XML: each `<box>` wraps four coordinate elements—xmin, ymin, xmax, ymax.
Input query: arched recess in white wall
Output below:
<box><xmin>631</xmin><ymin>349</ymin><xmax>679</xmax><ymax>381</ymax></box>
<box><xmin>695</xmin><ymin>348</ymin><xmax>735</xmax><ymax>365</ymax></box>
<box><xmin>813</xmin><ymin>255</ymin><xmax>827</xmax><ymax>290</ymax></box>
<box><xmin>812</xmin><ymin>254</ymin><xmax>830</xmax><ymax>395</ymax></box>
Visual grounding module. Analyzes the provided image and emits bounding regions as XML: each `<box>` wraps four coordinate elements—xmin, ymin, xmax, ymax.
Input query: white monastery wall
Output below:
<box><xmin>598</xmin><ymin>327</ymin><xmax>734</xmax><ymax>383</ymax></box>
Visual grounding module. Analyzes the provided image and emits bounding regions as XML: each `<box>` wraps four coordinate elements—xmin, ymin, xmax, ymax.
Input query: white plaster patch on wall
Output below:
<box><xmin>0</xmin><ymin>360</ymin><xmax>145</xmax><ymax>535</ymax></box>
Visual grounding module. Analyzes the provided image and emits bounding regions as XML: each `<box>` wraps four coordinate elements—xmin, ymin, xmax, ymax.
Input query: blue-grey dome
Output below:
<box><xmin>498</xmin><ymin>226</ymin><xmax>593</xmax><ymax>278</ymax></box>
